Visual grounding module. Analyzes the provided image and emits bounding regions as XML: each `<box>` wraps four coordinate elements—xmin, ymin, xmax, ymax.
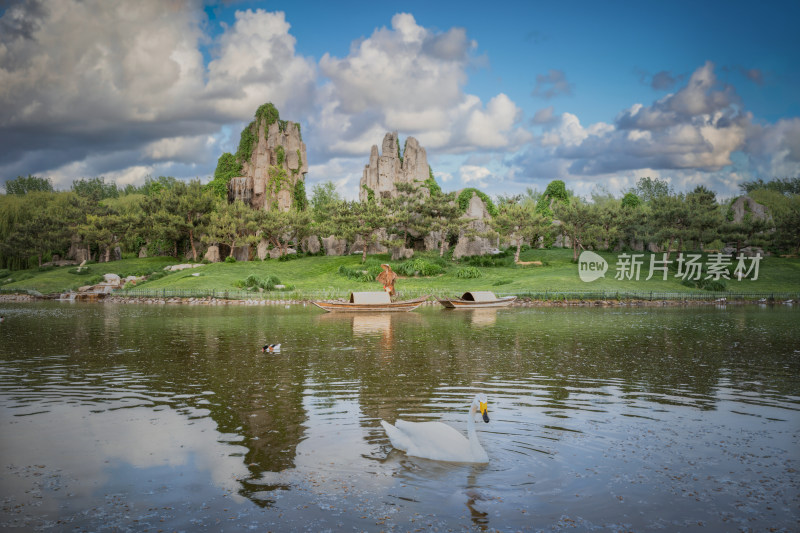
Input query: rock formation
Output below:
<box><xmin>360</xmin><ymin>132</ymin><xmax>431</xmax><ymax>202</ymax></box>
<box><xmin>452</xmin><ymin>191</ymin><xmax>495</xmax><ymax>259</ymax></box>
<box><xmin>730</xmin><ymin>196</ymin><xmax>771</xmax><ymax>223</ymax></box>
<box><xmin>227</xmin><ymin>103</ymin><xmax>308</xmax><ymax>212</ymax></box>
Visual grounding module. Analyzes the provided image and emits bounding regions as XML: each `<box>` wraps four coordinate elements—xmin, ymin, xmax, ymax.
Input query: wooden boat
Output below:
<box><xmin>437</xmin><ymin>291</ymin><xmax>517</xmax><ymax>309</ymax></box>
<box><xmin>312</xmin><ymin>292</ymin><xmax>429</xmax><ymax>312</ymax></box>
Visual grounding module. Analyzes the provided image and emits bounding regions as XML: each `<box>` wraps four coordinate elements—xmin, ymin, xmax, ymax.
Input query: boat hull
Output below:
<box><xmin>312</xmin><ymin>295</ymin><xmax>429</xmax><ymax>312</ymax></box>
<box><xmin>437</xmin><ymin>296</ymin><xmax>517</xmax><ymax>309</ymax></box>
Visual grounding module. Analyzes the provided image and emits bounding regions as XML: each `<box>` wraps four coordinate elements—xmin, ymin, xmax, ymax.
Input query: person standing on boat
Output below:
<box><xmin>376</xmin><ymin>264</ymin><xmax>398</xmax><ymax>298</ymax></box>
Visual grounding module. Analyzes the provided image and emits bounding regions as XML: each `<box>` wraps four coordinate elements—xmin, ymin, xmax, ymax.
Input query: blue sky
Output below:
<box><xmin>1</xmin><ymin>0</ymin><xmax>798</xmax><ymax>201</ymax></box>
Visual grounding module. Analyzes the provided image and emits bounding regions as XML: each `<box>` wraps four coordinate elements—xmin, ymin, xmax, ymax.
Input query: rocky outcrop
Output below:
<box><xmin>204</xmin><ymin>245</ymin><xmax>221</xmax><ymax>263</ymax></box>
<box><xmin>452</xmin><ymin>192</ymin><xmax>495</xmax><ymax>259</ymax></box>
<box><xmin>228</xmin><ymin>104</ymin><xmax>308</xmax><ymax>212</ymax></box>
<box><xmin>321</xmin><ymin>236</ymin><xmax>348</xmax><ymax>256</ymax></box>
<box><xmin>360</xmin><ymin>132</ymin><xmax>430</xmax><ymax>202</ymax></box>
<box><xmin>731</xmin><ymin>196</ymin><xmax>771</xmax><ymax>223</ymax></box>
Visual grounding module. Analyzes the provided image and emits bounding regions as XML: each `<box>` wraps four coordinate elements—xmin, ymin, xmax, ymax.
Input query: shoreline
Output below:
<box><xmin>1</xmin><ymin>293</ymin><xmax>791</xmax><ymax>307</ymax></box>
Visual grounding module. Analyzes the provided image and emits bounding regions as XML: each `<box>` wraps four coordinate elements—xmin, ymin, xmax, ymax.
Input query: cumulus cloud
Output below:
<box><xmin>0</xmin><ymin>1</ymin><xmax>315</xmax><ymax>188</ymax></box>
<box><xmin>509</xmin><ymin>61</ymin><xmax>799</xmax><ymax>198</ymax></box>
<box><xmin>459</xmin><ymin>165</ymin><xmax>492</xmax><ymax>187</ymax></box>
<box><xmin>550</xmin><ymin>62</ymin><xmax>750</xmax><ymax>174</ymax></box>
<box><xmin>309</xmin><ymin>13</ymin><xmax>529</xmax><ymax>160</ymax></box>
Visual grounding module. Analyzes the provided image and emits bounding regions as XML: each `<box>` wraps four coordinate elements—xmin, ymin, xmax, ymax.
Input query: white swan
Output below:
<box><xmin>380</xmin><ymin>393</ymin><xmax>490</xmax><ymax>463</ymax></box>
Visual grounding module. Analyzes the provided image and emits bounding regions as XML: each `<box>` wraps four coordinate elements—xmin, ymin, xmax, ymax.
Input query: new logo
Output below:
<box><xmin>578</xmin><ymin>251</ymin><xmax>608</xmax><ymax>282</ymax></box>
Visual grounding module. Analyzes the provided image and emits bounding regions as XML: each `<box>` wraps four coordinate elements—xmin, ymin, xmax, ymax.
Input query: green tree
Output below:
<box><xmin>649</xmin><ymin>194</ymin><xmax>691</xmax><ymax>259</ymax></box>
<box><xmin>595</xmin><ymin>201</ymin><xmax>623</xmax><ymax>250</ymax></box>
<box><xmin>633</xmin><ymin>177</ymin><xmax>673</xmax><ymax>203</ymax></box>
<box><xmin>420</xmin><ymin>191</ymin><xmax>463</xmax><ymax>257</ymax></box>
<box><xmin>621</xmin><ymin>192</ymin><xmax>641</xmax><ymax>209</ymax></box>
<box><xmin>535</xmin><ymin>180</ymin><xmax>570</xmax><ymax>217</ymax></box>
<box><xmin>686</xmin><ymin>185</ymin><xmax>721</xmax><ymax>250</ymax></box>
<box><xmin>138</xmin><ymin>187</ymin><xmax>183</xmax><ymax>257</ymax></box>
<box><xmin>174</xmin><ymin>180</ymin><xmax>216</xmax><ymax>261</ymax></box>
<box><xmin>204</xmin><ymin>200</ymin><xmax>256</xmax><ymax>258</ymax></box>
<box><xmin>739</xmin><ymin>177</ymin><xmax>800</xmax><ymax>195</ymax></box>
<box><xmin>553</xmin><ymin>199</ymin><xmax>598</xmax><ymax>261</ymax></box>
<box><xmin>207</xmin><ymin>152</ymin><xmax>242</xmax><ymax>199</ymax></box>
<box><xmin>71</xmin><ymin>177</ymin><xmax>119</xmax><ymax>202</ymax></box>
<box><xmin>4</xmin><ymin>175</ymin><xmax>55</xmax><ymax>195</ymax></box>
<box><xmin>772</xmin><ymin>206</ymin><xmax>800</xmax><ymax>254</ymax></box>
<box><xmin>492</xmin><ymin>201</ymin><xmax>549</xmax><ymax>262</ymax></box>
<box><xmin>310</xmin><ymin>181</ymin><xmax>344</xmax><ymax>224</ymax></box>
<box><xmin>330</xmin><ymin>200</ymin><xmax>390</xmax><ymax>263</ymax></box>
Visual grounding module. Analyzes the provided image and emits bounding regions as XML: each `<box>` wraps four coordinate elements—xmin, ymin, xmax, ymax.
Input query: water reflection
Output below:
<box><xmin>1</xmin><ymin>302</ymin><xmax>798</xmax><ymax>531</ymax></box>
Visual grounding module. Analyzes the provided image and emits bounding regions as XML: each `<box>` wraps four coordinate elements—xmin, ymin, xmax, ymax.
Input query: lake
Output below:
<box><xmin>1</xmin><ymin>301</ymin><xmax>798</xmax><ymax>531</ymax></box>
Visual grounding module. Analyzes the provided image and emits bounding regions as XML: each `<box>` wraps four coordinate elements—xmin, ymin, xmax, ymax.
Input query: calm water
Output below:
<box><xmin>1</xmin><ymin>302</ymin><xmax>798</xmax><ymax>532</ymax></box>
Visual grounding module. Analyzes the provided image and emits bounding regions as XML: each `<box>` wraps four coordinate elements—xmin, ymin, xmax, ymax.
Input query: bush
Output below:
<box><xmin>338</xmin><ymin>263</ymin><xmax>382</xmax><ymax>282</ymax></box>
<box><xmin>454</xmin><ymin>266</ymin><xmax>482</xmax><ymax>279</ymax></box>
<box><xmin>681</xmin><ymin>277</ymin><xmax>728</xmax><ymax>291</ymax></box>
<box><xmin>395</xmin><ymin>258</ymin><xmax>443</xmax><ymax>277</ymax></box>
<box><xmin>234</xmin><ymin>274</ymin><xmax>282</xmax><ymax>291</ymax></box>
<box><xmin>464</xmin><ymin>254</ymin><xmax>512</xmax><ymax>267</ymax></box>
<box><xmin>0</xmin><ymin>269</ymin><xmax>10</xmax><ymax>279</ymax></box>
<box><xmin>224</xmin><ymin>256</ymin><xmax>237</xmax><ymax>263</ymax></box>
<box><xmin>145</xmin><ymin>270</ymin><xmax>169</xmax><ymax>282</ymax></box>
<box><xmin>278</xmin><ymin>253</ymin><xmax>299</xmax><ymax>262</ymax></box>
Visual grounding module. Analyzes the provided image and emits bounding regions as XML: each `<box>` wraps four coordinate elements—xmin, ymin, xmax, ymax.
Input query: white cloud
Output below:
<box><xmin>459</xmin><ymin>165</ymin><xmax>492</xmax><ymax>187</ymax></box>
<box><xmin>436</xmin><ymin>171</ymin><xmax>454</xmax><ymax>183</ymax></box>
<box><xmin>308</xmin><ymin>13</ymin><xmax>529</xmax><ymax>160</ymax></box>
<box><xmin>0</xmin><ymin>2</ymin><xmax>315</xmax><ymax>185</ymax></box>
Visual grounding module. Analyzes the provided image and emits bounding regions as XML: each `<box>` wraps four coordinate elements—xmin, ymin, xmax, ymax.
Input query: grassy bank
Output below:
<box><xmin>2</xmin><ymin>248</ymin><xmax>799</xmax><ymax>300</ymax></box>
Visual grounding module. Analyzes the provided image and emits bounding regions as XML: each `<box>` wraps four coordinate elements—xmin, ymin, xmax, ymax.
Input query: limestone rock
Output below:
<box><xmin>452</xmin><ymin>192</ymin><xmax>494</xmax><ymax>259</ymax></box>
<box><xmin>269</xmin><ymin>247</ymin><xmax>296</xmax><ymax>259</ymax></box>
<box><xmin>302</xmin><ymin>235</ymin><xmax>321</xmax><ymax>254</ymax></box>
<box><xmin>257</xmin><ymin>238</ymin><xmax>269</xmax><ymax>261</ymax></box>
<box><xmin>232</xmin><ymin>246</ymin><xmax>250</xmax><ymax>262</ymax></box>
<box><xmin>731</xmin><ymin>196</ymin><xmax>771</xmax><ymax>223</ymax></box>
<box><xmin>204</xmin><ymin>245</ymin><xmax>221</xmax><ymax>263</ymax></box>
<box><xmin>360</xmin><ymin>132</ymin><xmax>430</xmax><ymax>202</ymax></box>
<box><xmin>227</xmin><ymin>105</ymin><xmax>308</xmax><ymax>213</ymax></box>
<box><xmin>391</xmin><ymin>246</ymin><xmax>415</xmax><ymax>260</ymax></box>
<box><xmin>321</xmin><ymin>236</ymin><xmax>348</xmax><ymax>256</ymax></box>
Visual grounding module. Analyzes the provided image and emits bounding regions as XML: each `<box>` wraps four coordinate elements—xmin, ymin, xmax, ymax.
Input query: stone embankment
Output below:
<box><xmin>3</xmin><ymin>293</ymin><xmax>788</xmax><ymax>307</ymax></box>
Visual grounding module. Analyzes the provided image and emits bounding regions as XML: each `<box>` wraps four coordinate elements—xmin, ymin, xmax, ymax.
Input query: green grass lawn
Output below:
<box><xmin>2</xmin><ymin>249</ymin><xmax>799</xmax><ymax>298</ymax></box>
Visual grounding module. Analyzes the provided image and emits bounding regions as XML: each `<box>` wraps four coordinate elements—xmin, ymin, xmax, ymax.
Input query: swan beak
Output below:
<box><xmin>480</xmin><ymin>401</ymin><xmax>489</xmax><ymax>423</ymax></box>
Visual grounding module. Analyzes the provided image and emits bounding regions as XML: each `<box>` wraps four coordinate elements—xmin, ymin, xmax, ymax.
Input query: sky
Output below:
<box><xmin>1</xmin><ymin>0</ymin><xmax>799</xmax><ymax>201</ymax></box>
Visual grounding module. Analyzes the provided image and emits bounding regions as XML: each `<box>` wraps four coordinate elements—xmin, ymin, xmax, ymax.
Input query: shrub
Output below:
<box><xmin>681</xmin><ymin>277</ymin><xmax>728</xmax><ymax>291</ymax></box>
<box><xmin>454</xmin><ymin>266</ymin><xmax>482</xmax><ymax>279</ymax></box>
<box><xmin>145</xmin><ymin>270</ymin><xmax>169</xmax><ymax>282</ymax></box>
<box><xmin>395</xmin><ymin>258</ymin><xmax>443</xmax><ymax>277</ymax></box>
<box><xmin>465</xmin><ymin>254</ymin><xmax>511</xmax><ymax>267</ymax></box>
<box><xmin>0</xmin><ymin>269</ymin><xmax>11</xmax><ymax>279</ymax></box>
<box><xmin>234</xmin><ymin>274</ymin><xmax>282</xmax><ymax>291</ymax></box>
<box><xmin>338</xmin><ymin>263</ymin><xmax>382</xmax><ymax>282</ymax></box>
<box><xmin>224</xmin><ymin>256</ymin><xmax>237</xmax><ymax>263</ymax></box>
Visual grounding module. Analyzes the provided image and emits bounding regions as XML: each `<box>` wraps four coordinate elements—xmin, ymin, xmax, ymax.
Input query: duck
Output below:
<box><xmin>261</xmin><ymin>343</ymin><xmax>281</xmax><ymax>353</ymax></box>
<box><xmin>380</xmin><ymin>393</ymin><xmax>490</xmax><ymax>463</ymax></box>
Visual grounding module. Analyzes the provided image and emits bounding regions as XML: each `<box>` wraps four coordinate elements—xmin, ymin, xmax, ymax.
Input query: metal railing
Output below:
<box><xmin>109</xmin><ymin>287</ymin><xmax>799</xmax><ymax>302</ymax></box>
<box><xmin>506</xmin><ymin>290</ymin><xmax>799</xmax><ymax>302</ymax></box>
